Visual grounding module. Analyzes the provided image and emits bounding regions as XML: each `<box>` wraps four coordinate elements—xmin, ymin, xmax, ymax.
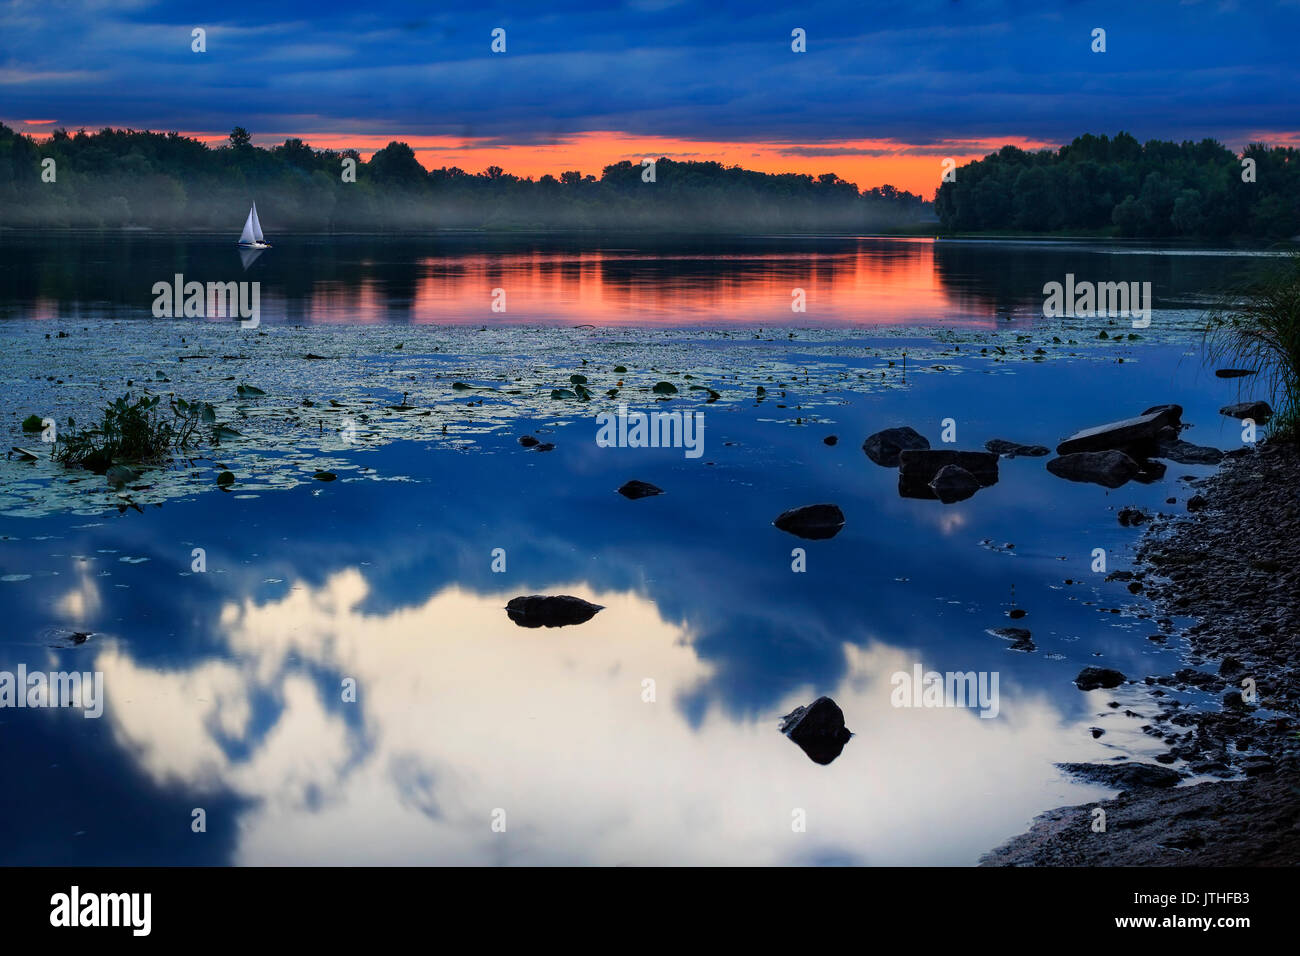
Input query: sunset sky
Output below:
<box><xmin>4</xmin><ymin>0</ymin><xmax>1299</xmax><ymax>198</ymax></box>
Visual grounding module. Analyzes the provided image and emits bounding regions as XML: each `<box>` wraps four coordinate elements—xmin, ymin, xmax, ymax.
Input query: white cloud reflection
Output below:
<box><xmin>94</xmin><ymin>568</ymin><xmax>1115</xmax><ymax>865</ymax></box>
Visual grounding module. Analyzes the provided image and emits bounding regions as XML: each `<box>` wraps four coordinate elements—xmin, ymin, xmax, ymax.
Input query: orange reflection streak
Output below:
<box><xmin>282</xmin><ymin>240</ymin><xmax>1001</xmax><ymax>328</ymax></box>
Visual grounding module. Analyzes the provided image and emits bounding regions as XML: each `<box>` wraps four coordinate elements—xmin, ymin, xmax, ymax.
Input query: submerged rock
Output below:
<box><xmin>1156</xmin><ymin>438</ymin><xmax>1224</xmax><ymax>465</ymax></box>
<box><xmin>1057</xmin><ymin>406</ymin><xmax>1182</xmax><ymax>457</ymax></box>
<box><xmin>985</xmin><ymin>439</ymin><xmax>1050</xmax><ymax>458</ymax></box>
<box><xmin>1056</xmin><ymin>761</ymin><xmax>1183</xmax><ymax>790</ymax></box>
<box><xmin>618</xmin><ymin>480</ymin><xmax>663</xmax><ymax>499</ymax></box>
<box><xmin>780</xmin><ymin>696</ymin><xmax>852</xmax><ymax>765</ymax></box>
<box><xmin>863</xmin><ymin>426</ymin><xmax>929</xmax><ymax>467</ymax></box>
<box><xmin>1074</xmin><ymin>666</ymin><xmax>1127</xmax><ymax>690</ymax></box>
<box><xmin>1046</xmin><ymin>450</ymin><xmax>1140</xmax><ymax>488</ymax></box>
<box><xmin>929</xmin><ymin>464</ymin><xmax>981</xmax><ymax>504</ymax></box>
<box><xmin>987</xmin><ymin>627</ymin><xmax>1036</xmax><ymax>652</ymax></box>
<box><xmin>506</xmin><ymin>595</ymin><xmax>604</xmax><ymax>628</ymax></box>
<box><xmin>898</xmin><ymin>449</ymin><xmax>999</xmax><ymax>484</ymax></box>
<box><xmin>1219</xmin><ymin>400</ymin><xmax>1272</xmax><ymax>423</ymax></box>
<box><xmin>773</xmin><ymin>503</ymin><xmax>845</xmax><ymax>540</ymax></box>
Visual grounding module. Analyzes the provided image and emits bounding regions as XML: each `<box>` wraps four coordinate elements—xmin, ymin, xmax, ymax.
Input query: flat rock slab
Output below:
<box><xmin>863</xmin><ymin>426</ymin><xmax>930</xmax><ymax>467</ymax></box>
<box><xmin>1046</xmin><ymin>450</ymin><xmax>1140</xmax><ymax>488</ymax></box>
<box><xmin>1056</xmin><ymin>761</ymin><xmax>1183</xmax><ymax>790</ymax></box>
<box><xmin>780</xmin><ymin>696</ymin><xmax>852</xmax><ymax>765</ymax></box>
<box><xmin>506</xmin><ymin>595</ymin><xmax>604</xmax><ymax>628</ymax></box>
<box><xmin>773</xmin><ymin>503</ymin><xmax>845</xmax><ymax>540</ymax></box>
<box><xmin>1056</xmin><ymin>406</ymin><xmax>1181</xmax><ymax>456</ymax></box>
<box><xmin>898</xmin><ymin>449</ymin><xmax>999</xmax><ymax>485</ymax></box>
<box><xmin>1220</xmin><ymin>400</ymin><xmax>1273</xmax><ymax>423</ymax></box>
<box><xmin>617</xmin><ymin>480</ymin><xmax>663</xmax><ymax>499</ymax></box>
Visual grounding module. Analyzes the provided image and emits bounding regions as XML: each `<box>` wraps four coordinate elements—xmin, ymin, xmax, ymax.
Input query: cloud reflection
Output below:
<box><xmin>95</xmin><ymin>568</ymin><xmax>1111</xmax><ymax>864</ymax></box>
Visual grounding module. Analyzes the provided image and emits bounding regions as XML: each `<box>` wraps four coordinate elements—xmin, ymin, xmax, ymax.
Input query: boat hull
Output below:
<box><xmin>237</xmin><ymin>241</ymin><xmax>271</xmax><ymax>249</ymax></box>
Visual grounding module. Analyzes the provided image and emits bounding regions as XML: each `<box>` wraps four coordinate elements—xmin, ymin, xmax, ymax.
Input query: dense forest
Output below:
<box><xmin>935</xmin><ymin>133</ymin><xmax>1300</xmax><ymax>239</ymax></box>
<box><xmin>0</xmin><ymin>124</ymin><xmax>930</xmax><ymax>234</ymax></box>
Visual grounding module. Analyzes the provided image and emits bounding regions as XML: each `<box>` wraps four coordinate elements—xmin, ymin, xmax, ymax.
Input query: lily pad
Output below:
<box><xmin>652</xmin><ymin>381</ymin><xmax>677</xmax><ymax>395</ymax></box>
<box><xmin>216</xmin><ymin>471</ymin><xmax>236</xmax><ymax>487</ymax></box>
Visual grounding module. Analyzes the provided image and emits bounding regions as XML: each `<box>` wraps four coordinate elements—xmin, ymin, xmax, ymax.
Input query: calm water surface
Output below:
<box><xmin>0</xmin><ymin>234</ymin><xmax>1275</xmax><ymax>864</ymax></box>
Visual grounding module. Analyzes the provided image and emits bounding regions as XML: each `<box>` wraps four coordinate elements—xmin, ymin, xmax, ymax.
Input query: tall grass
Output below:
<box><xmin>1204</xmin><ymin>253</ymin><xmax>1300</xmax><ymax>440</ymax></box>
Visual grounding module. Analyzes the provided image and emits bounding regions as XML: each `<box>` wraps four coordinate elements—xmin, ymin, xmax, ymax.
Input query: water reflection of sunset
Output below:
<box><xmin>287</xmin><ymin>240</ymin><xmax>995</xmax><ymax>328</ymax></box>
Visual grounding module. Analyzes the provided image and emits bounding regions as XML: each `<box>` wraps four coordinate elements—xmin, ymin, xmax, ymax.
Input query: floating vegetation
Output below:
<box><xmin>2</xmin><ymin>318</ymin><xmax>1166</xmax><ymax>518</ymax></box>
<box><xmin>52</xmin><ymin>393</ymin><xmax>204</xmax><ymax>472</ymax></box>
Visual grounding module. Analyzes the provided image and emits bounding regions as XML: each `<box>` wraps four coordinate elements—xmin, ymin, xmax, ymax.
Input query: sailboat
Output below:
<box><xmin>237</xmin><ymin>202</ymin><xmax>271</xmax><ymax>249</ymax></box>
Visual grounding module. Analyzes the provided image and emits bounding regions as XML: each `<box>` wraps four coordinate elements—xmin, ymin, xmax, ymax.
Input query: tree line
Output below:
<box><xmin>0</xmin><ymin>125</ymin><xmax>931</xmax><ymax>233</ymax></box>
<box><xmin>935</xmin><ymin>132</ymin><xmax>1299</xmax><ymax>239</ymax></box>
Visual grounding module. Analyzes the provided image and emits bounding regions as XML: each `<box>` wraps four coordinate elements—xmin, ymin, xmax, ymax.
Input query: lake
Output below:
<box><xmin>0</xmin><ymin>233</ymin><xmax>1282</xmax><ymax>864</ymax></box>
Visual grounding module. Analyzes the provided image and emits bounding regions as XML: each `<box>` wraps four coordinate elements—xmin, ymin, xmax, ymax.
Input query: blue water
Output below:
<box><xmin>0</xmin><ymin>325</ymin><xmax>1254</xmax><ymax>864</ymax></box>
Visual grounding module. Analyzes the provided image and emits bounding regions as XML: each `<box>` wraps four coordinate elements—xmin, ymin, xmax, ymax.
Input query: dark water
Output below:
<box><xmin>0</xmin><ymin>235</ymin><xmax>1275</xmax><ymax>864</ymax></box>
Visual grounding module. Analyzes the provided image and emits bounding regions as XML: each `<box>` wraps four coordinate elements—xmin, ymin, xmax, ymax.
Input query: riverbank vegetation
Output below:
<box><xmin>1205</xmin><ymin>254</ymin><xmax>1300</xmax><ymax>439</ymax></box>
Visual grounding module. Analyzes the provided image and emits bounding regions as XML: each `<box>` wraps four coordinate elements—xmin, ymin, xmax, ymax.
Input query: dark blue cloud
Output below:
<box><xmin>1</xmin><ymin>0</ymin><xmax>1297</xmax><ymax>147</ymax></box>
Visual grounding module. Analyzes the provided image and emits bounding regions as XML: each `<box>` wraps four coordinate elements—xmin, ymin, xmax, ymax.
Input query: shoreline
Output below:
<box><xmin>982</xmin><ymin>440</ymin><xmax>1300</xmax><ymax>866</ymax></box>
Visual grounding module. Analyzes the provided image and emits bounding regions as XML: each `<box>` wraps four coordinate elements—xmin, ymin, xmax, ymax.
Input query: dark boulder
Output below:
<box><xmin>1074</xmin><ymin>666</ymin><xmax>1127</xmax><ymax>690</ymax></box>
<box><xmin>618</xmin><ymin>480</ymin><xmax>663</xmax><ymax>499</ymax></box>
<box><xmin>929</xmin><ymin>464</ymin><xmax>982</xmax><ymax>503</ymax></box>
<box><xmin>863</xmin><ymin>426</ymin><xmax>929</xmax><ymax>467</ymax></box>
<box><xmin>898</xmin><ymin>449</ymin><xmax>999</xmax><ymax>484</ymax></box>
<box><xmin>773</xmin><ymin>503</ymin><xmax>845</xmax><ymax>540</ymax></box>
<box><xmin>780</xmin><ymin>696</ymin><xmax>852</xmax><ymax>765</ymax></box>
<box><xmin>1046</xmin><ymin>450</ymin><xmax>1141</xmax><ymax>488</ymax></box>
<box><xmin>1219</xmin><ymin>401</ymin><xmax>1272</xmax><ymax>423</ymax></box>
<box><xmin>506</xmin><ymin>595</ymin><xmax>604</xmax><ymax>628</ymax></box>
<box><xmin>1057</xmin><ymin>407</ymin><xmax>1181</xmax><ymax>456</ymax></box>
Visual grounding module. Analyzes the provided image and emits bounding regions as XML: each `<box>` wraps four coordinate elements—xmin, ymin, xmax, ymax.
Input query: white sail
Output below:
<box><xmin>250</xmin><ymin>202</ymin><xmax>264</xmax><ymax>242</ymax></box>
<box><xmin>239</xmin><ymin>206</ymin><xmax>257</xmax><ymax>244</ymax></box>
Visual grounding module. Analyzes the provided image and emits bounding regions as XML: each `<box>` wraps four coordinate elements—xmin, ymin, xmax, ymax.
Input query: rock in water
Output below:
<box><xmin>1074</xmin><ymin>666</ymin><xmax>1126</xmax><ymax>690</ymax></box>
<box><xmin>1156</xmin><ymin>438</ymin><xmax>1224</xmax><ymax>465</ymax></box>
<box><xmin>987</xmin><ymin>627</ymin><xmax>1036</xmax><ymax>652</ymax></box>
<box><xmin>773</xmin><ymin>503</ymin><xmax>845</xmax><ymax>540</ymax></box>
<box><xmin>929</xmin><ymin>464</ymin><xmax>981</xmax><ymax>503</ymax></box>
<box><xmin>1219</xmin><ymin>401</ymin><xmax>1272</xmax><ymax>423</ymax></box>
<box><xmin>618</xmin><ymin>480</ymin><xmax>663</xmax><ymax>499</ymax></box>
<box><xmin>518</xmin><ymin>435</ymin><xmax>540</xmax><ymax>447</ymax></box>
<box><xmin>863</xmin><ymin>426</ymin><xmax>929</xmax><ymax>467</ymax></box>
<box><xmin>506</xmin><ymin>595</ymin><xmax>604</xmax><ymax>628</ymax></box>
<box><xmin>1056</xmin><ymin>761</ymin><xmax>1182</xmax><ymax>789</ymax></box>
<box><xmin>985</xmin><ymin>439</ymin><xmax>1050</xmax><ymax>458</ymax></box>
<box><xmin>1046</xmin><ymin>450</ymin><xmax>1140</xmax><ymax>488</ymax></box>
<box><xmin>780</xmin><ymin>696</ymin><xmax>852</xmax><ymax>765</ymax></box>
<box><xmin>898</xmin><ymin>449</ymin><xmax>999</xmax><ymax>484</ymax></box>
<box><xmin>1056</xmin><ymin>407</ymin><xmax>1181</xmax><ymax>457</ymax></box>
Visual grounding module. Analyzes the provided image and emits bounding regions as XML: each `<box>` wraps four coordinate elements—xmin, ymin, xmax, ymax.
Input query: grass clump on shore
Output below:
<box><xmin>53</xmin><ymin>394</ymin><xmax>206</xmax><ymax>472</ymax></box>
<box><xmin>1205</xmin><ymin>253</ymin><xmax>1300</xmax><ymax>440</ymax></box>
